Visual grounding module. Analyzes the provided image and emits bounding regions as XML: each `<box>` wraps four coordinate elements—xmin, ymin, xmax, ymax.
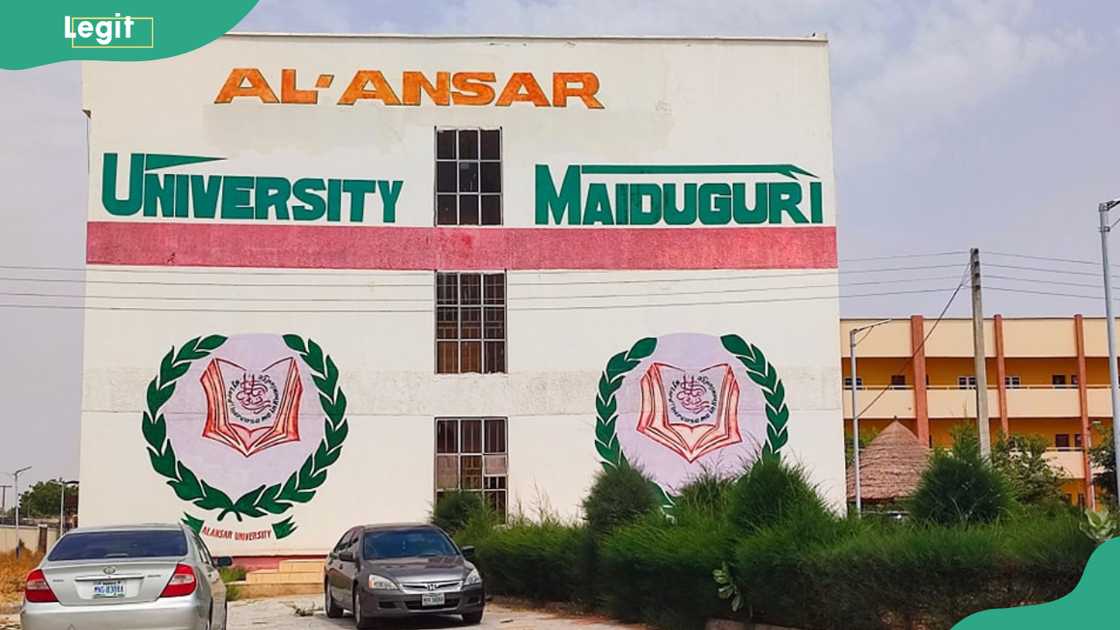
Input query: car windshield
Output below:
<box><xmin>363</xmin><ymin>529</ymin><xmax>458</xmax><ymax>560</ymax></box>
<box><xmin>48</xmin><ymin>530</ymin><xmax>188</xmax><ymax>561</ymax></box>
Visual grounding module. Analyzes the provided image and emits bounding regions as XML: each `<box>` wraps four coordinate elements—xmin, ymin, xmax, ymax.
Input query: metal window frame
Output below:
<box><xmin>433</xmin><ymin>271</ymin><xmax>507</xmax><ymax>375</ymax></box>
<box><xmin>433</xmin><ymin>126</ymin><xmax>503</xmax><ymax>226</ymax></box>
<box><xmin>433</xmin><ymin>417</ymin><xmax>509</xmax><ymax>516</ymax></box>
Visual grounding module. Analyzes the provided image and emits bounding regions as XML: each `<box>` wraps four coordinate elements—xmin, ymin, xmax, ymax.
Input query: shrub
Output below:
<box><xmin>472</xmin><ymin>522</ymin><xmax>584</xmax><ymax>602</ymax></box>
<box><xmin>674</xmin><ymin>469</ymin><xmax>735</xmax><ymax>522</ymax></box>
<box><xmin>727</xmin><ymin>456</ymin><xmax>828</xmax><ymax>534</ymax></box>
<box><xmin>992</xmin><ymin>432</ymin><xmax>1065</xmax><ymax>508</ymax></box>
<box><xmin>583</xmin><ymin>464</ymin><xmax>659</xmax><ymax>536</ymax></box>
<box><xmin>218</xmin><ymin>565</ymin><xmax>247</xmax><ymax>583</ymax></box>
<box><xmin>431</xmin><ymin>490</ymin><xmax>486</xmax><ymax>534</ymax></box>
<box><xmin>910</xmin><ymin>427</ymin><xmax>1014</xmax><ymax>526</ymax></box>
<box><xmin>799</xmin><ymin>516</ymin><xmax>1093</xmax><ymax>630</ymax></box>
<box><xmin>453</xmin><ymin>504</ymin><xmax>499</xmax><ymax>549</ymax></box>
<box><xmin>601</xmin><ymin>513</ymin><xmax>735</xmax><ymax>628</ymax></box>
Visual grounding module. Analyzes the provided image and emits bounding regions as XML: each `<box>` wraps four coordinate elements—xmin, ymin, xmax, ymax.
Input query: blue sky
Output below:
<box><xmin>1</xmin><ymin>0</ymin><xmax>1117</xmax><ymax>485</ymax></box>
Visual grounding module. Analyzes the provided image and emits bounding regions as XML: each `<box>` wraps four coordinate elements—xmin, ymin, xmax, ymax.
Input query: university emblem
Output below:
<box><xmin>141</xmin><ymin>334</ymin><xmax>349</xmax><ymax>540</ymax></box>
<box><xmin>595</xmin><ymin>333</ymin><xmax>789</xmax><ymax>507</ymax></box>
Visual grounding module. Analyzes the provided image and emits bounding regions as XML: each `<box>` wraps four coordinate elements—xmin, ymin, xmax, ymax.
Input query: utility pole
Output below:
<box><xmin>848</xmin><ymin>319</ymin><xmax>891</xmax><ymax>515</ymax></box>
<box><xmin>1098</xmin><ymin>199</ymin><xmax>1120</xmax><ymax>501</ymax></box>
<box><xmin>9</xmin><ymin>466</ymin><xmax>31</xmax><ymax>558</ymax></box>
<box><xmin>970</xmin><ymin>248</ymin><xmax>992</xmax><ymax>458</ymax></box>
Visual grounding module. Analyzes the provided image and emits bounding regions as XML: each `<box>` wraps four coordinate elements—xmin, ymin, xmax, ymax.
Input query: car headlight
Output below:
<box><xmin>367</xmin><ymin>574</ymin><xmax>399</xmax><ymax>591</ymax></box>
<box><xmin>464</xmin><ymin>568</ymin><xmax>482</xmax><ymax>586</ymax></box>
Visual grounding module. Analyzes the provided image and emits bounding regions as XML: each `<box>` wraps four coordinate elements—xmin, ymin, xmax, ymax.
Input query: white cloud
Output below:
<box><xmin>833</xmin><ymin>0</ymin><xmax>1089</xmax><ymax>165</ymax></box>
<box><xmin>236</xmin><ymin>0</ymin><xmax>1090</xmax><ymax>166</ymax></box>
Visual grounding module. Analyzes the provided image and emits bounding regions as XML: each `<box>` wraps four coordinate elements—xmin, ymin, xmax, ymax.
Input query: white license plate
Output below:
<box><xmin>93</xmin><ymin>580</ymin><xmax>126</xmax><ymax>598</ymax></box>
<box><xmin>421</xmin><ymin>592</ymin><xmax>445</xmax><ymax>607</ymax></box>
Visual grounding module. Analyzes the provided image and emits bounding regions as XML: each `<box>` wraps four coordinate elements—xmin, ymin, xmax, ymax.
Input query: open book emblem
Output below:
<box><xmin>200</xmin><ymin>357</ymin><xmax>302</xmax><ymax>457</ymax></box>
<box><xmin>637</xmin><ymin>362</ymin><xmax>741</xmax><ymax>462</ymax></box>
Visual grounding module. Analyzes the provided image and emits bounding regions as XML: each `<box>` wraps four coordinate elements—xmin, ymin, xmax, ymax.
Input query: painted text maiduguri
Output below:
<box><xmin>101</xmin><ymin>153</ymin><xmax>402</xmax><ymax>223</ymax></box>
<box><xmin>535</xmin><ymin>164</ymin><xmax>825</xmax><ymax>226</ymax></box>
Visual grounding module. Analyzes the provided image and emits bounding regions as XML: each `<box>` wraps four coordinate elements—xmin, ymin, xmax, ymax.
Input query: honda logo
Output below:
<box><xmin>426</xmin><ymin>583</ymin><xmax>437</xmax><ymax>592</ymax></box>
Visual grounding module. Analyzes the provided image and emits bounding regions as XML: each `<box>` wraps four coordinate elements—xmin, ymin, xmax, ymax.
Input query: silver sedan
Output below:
<box><xmin>20</xmin><ymin>523</ymin><xmax>229</xmax><ymax>630</ymax></box>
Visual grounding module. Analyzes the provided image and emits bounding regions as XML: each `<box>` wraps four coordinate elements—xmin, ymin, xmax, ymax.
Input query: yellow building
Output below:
<box><xmin>841</xmin><ymin>316</ymin><xmax>1115</xmax><ymax>508</ymax></box>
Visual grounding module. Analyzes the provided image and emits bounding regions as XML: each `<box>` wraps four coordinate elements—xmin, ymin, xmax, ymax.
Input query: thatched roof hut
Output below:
<box><xmin>847</xmin><ymin>421</ymin><xmax>931</xmax><ymax>503</ymax></box>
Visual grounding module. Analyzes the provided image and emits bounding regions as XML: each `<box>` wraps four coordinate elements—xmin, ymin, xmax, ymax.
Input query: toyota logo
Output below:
<box><xmin>103</xmin><ymin>566</ymin><xmax>117</xmax><ymax>575</ymax></box>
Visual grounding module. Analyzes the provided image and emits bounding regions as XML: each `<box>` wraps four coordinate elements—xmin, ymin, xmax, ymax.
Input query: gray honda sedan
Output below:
<box><xmin>21</xmin><ymin>524</ymin><xmax>230</xmax><ymax>630</ymax></box>
<box><xmin>324</xmin><ymin>523</ymin><xmax>485</xmax><ymax>627</ymax></box>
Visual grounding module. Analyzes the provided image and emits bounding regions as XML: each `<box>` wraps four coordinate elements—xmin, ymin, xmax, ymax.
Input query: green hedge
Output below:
<box><xmin>471</xmin><ymin>522</ymin><xmax>585</xmax><ymax>602</ymax></box>
<box><xmin>732</xmin><ymin>515</ymin><xmax>1094</xmax><ymax>630</ymax></box>
<box><xmin>600</xmin><ymin>515</ymin><xmax>734</xmax><ymax>629</ymax></box>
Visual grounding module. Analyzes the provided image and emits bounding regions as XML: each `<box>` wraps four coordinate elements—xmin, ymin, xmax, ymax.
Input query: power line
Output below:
<box><xmin>838</xmin><ymin>251</ymin><xmax>965</xmax><ymax>263</ymax></box>
<box><xmin>987</xmin><ymin>251</ymin><xmax>1102</xmax><ymax>268</ymax></box>
<box><xmin>0</xmin><ymin>276</ymin><xmax>963</xmax><ymax>304</ymax></box>
<box><xmin>985</xmin><ymin>263</ymin><xmax>1103</xmax><ymax>278</ymax></box>
<box><xmin>0</xmin><ymin>288</ymin><xmax>959</xmax><ymax>314</ymax></box>
<box><xmin>986</xmin><ymin>286</ymin><xmax>1102</xmax><ymax>301</ymax></box>
<box><xmin>984</xmin><ymin>274</ymin><xmax>1104</xmax><ymax>290</ymax></box>
<box><xmin>5</xmin><ymin>257</ymin><xmax>965</xmax><ymax>276</ymax></box>
<box><xmin>0</xmin><ymin>264</ymin><xmax>965</xmax><ymax>289</ymax></box>
<box><xmin>854</xmin><ymin>264</ymin><xmax>970</xmax><ymax>418</ymax></box>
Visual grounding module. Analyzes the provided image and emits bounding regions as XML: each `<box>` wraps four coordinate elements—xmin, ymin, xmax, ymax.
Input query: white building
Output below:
<box><xmin>79</xmin><ymin>33</ymin><xmax>844</xmax><ymax>558</ymax></box>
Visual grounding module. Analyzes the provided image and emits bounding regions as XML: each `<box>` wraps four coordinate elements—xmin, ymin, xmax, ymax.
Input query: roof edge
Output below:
<box><xmin>223</xmin><ymin>31</ymin><xmax>829</xmax><ymax>44</ymax></box>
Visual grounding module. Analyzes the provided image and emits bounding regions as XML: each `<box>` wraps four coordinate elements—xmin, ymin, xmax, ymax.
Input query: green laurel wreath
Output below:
<box><xmin>593</xmin><ymin>334</ymin><xmax>789</xmax><ymax>506</ymax></box>
<box><xmin>141</xmin><ymin>334</ymin><xmax>349</xmax><ymax>525</ymax></box>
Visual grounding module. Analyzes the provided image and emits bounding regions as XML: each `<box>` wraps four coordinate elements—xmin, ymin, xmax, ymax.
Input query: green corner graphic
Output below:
<box><xmin>955</xmin><ymin>538</ymin><xmax>1120</xmax><ymax>628</ymax></box>
<box><xmin>2</xmin><ymin>1</ymin><xmax>259</xmax><ymax>70</ymax></box>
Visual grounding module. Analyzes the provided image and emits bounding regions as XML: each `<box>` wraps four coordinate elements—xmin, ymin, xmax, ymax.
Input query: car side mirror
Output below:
<box><xmin>460</xmin><ymin>546</ymin><xmax>475</xmax><ymax>560</ymax></box>
<box><xmin>339</xmin><ymin>550</ymin><xmax>355</xmax><ymax>563</ymax></box>
<box><xmin>213</xmin><ymin>556</ymin><xmax>234</xmax><ymax>568</ymax></box>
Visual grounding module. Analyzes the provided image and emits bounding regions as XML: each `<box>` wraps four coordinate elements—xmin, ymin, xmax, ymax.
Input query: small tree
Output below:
<box><xmin>19</xmin><ymin>480</ymin><xmax>78</xmax><ymax>519</ymax></box>
<box><xmin>910</xmin><ymin>424</ymin><xmax>1014</xmax><ymax>526</ymax></box>
<box><xmin>1090</xmin><ymin>423</ymin><xmax>1116</xmax><ymax>505</ymax></box>
<box><xmin>991</xmin><ymin>432</ymin><xmax>1064</xmax><ymax>508</ymax></box>
<box><xmin>728</xmin><ymin>456</ymin><xmax>827</xmax><ymax>534</ymax></box>
<box><xmin>431</xmin><ymin>490</ymin><xmax>487</xmax><ymax>534</ymax></box>
<box><xmin>582</xmin><ymin>463</ymin><xmax>658</xmax><ymax>536</ymax></box>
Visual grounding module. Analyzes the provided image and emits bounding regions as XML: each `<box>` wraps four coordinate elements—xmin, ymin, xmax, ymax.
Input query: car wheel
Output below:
<box><xmin>354</xmin><ymin>591</ymin><xmax>377</xmax><ymax>629</ymax></box>
<box><xmin>325</xmin><ymin>582</ymin><xmax>343</xmax><ymax>618</ymax></box>
<box><xmin>462</xmin><ymin>610</ymin><xmax>484</xmax><ymax>625</ymax></box>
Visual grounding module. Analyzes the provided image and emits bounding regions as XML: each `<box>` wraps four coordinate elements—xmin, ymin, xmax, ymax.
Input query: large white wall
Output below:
<box><xmin>79</xmin><ymin>34</ymin><xmax>843</xmax><ymax>556</ymax></box>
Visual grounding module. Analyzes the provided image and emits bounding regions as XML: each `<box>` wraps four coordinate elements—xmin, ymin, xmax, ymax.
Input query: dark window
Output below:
<box><xmin>49</xmin><ymin>530</ymin><xmax>187</xmax><ymax>561</ymax></box>
<box><xmin>958</xmin><ymin>376</ymin><xmax>977</xmax><ymax>389</ymax></box>
<box><xmin>363</xmin><ymin>529</ymin><xmax>457</xmax><ymax>560</ymax></box>
<box><xmin>1005</xmin><ymin>375</ymin><xmax>1021</xmax><ymax>389</ymax></box>
<box><xmin>889</xmin><ymin>375</ymin><xmax>906</xmax><ymax>389</ymax></box>
<box><xmin>436</xmin><ymin>272</ymin><xmax>506</xmax><ymax>374</ymax></box>
<box><xmin>843</xmin><ymin>377</ymin><xmax>864</xmax><ymax>390</ymax></box>
<box><xmin>435</xmin><ymin>128</ymin><xmax>502</xmax><ymax>226</ymax></box>
<box><xmin>1055</xmin><ymin>434</ymin><xmax>1071</xmax><ymax>449</ymax></box>
<box><xmin>1075</xmin><ymin>432</ymin><xmax>1083</xmax><ymax>448</ymax></box>
<box><xmin>1072</xmin><ymin>374</ymin><xmax>1080</xmax><ymax>386</ymax></box>
<box><xmin>1052</xmin><ymin>374</ymin><xmax>1067</xmax><ymax>387</ymax></box>
<box><xmin>435</xmin><ymin>417</ymin><xmax>508</xmax><ymax>519</ymax></box>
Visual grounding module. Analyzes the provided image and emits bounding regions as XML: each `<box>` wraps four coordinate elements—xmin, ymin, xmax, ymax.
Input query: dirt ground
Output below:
<box><xmin>0</xmin><ymin>595</ymin><xmax>647</xmax><ymax>629</ymax></box>
<box><xmin>228</xmin><ymin>596</ymin><xmax>647</xmax><ymax>629</ymax></box>
<box><xmin>0</xmin><ymin>550</ymin><xmax>41</xmax><ymax>617</ymax></box>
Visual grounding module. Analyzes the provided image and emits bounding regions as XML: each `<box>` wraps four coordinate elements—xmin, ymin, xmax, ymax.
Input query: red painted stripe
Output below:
<box><xmin>86</xmin><ymin>222</ymin><xmax>837</xmax><ymax>270</ymax></box>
